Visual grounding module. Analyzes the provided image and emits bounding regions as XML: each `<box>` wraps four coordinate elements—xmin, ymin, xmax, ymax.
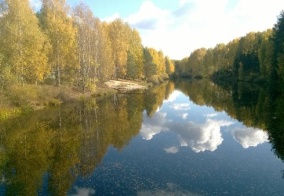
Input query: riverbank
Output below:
<box><xmin>0</xmin><ymin>79</ymin><xmax>151</xmax><ymax>113</ymax></box>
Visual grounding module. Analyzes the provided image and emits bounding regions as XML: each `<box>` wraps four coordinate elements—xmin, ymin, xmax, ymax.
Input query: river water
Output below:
<box><xmin>0</xmin><ymin>80</ymin><xmax>284</xmax><ymax>195</ymax></box>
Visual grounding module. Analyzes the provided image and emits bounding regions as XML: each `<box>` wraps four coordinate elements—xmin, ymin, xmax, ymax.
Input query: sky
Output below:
<box><xmin>31</xmin><ymin>0</ymin><xmax>284</xmax><ymax>60</ymax></box>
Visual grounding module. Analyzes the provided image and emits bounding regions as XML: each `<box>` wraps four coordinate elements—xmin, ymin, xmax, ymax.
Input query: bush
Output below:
<box><xmin>147</xmin><ymin>75</ymin><xmax>160</xmax><ymax>84</ymax></box>
<box><xmin>161</xmin><ymin>73</ymin><xmax>169</xmax><ymax>80</ymax></box>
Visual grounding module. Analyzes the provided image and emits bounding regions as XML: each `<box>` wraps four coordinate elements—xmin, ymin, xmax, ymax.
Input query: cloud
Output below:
<box><xmin>169</xmin><ymin>103</ymin><xmax>190</xmax><ymax>111</ymax></box>
<box><xmin>72</xmin><ymin>186</ymin><xmax>95</xmax><ymax>196</ymax></box>
<box><xmin>181</xmin><ymin>113</ymin><xmax>188</xmax><ymax>119</ymax></box>
<box><xmin>164</xmin><ymin>146</ymin><xmax>179</xmax><ymax>154</ymax></box>
<box><xmin>232</xmin><ymin>127</ymin><xmax>268</xmax><ymax>148</ymax></box>
<box><xmin>132</xmin><ymin>18</ymin><xmax>158</xmax><ymax>30</ymax></box>
<box><xmin>126</xmin><ymin>1</ymin><xmax>169</xmax><ymax>30</ymax></box>
<box><xmin>204</xmin><ymin>113</ymin><xmax>218</xmax><ymax>118</ymax></box>
<box><xmin>171</xmin><ymin>119</ymin><xmax>234</xmax><ymax>152</ymax></box>
<box><xmin>140</xmin><ymin>106</ymin><xmax>234</xmax><ymax>152</ymax></box>
<box><xmin>125</xmin><ymin>0</ymin><xmax>284</xmax><ymax>59</ymax></box>
<box><xmin>164</xmin><ymin>91</ymin><xmax>181</xmax><ymax>103</ymax></box>
<box><xmin>140</xmin><ymin>112</ymin><xmax>168</xmax><ymax>140</ymax></box>
<box><xmin>29</xmin><ymin>0</ymin><xmax>41</xmax><ymax>11</ymax></box>
<box><xmin>103</xmin><ymin>13</ymin><xmax>120</xmax><ymax>22</ymax></box>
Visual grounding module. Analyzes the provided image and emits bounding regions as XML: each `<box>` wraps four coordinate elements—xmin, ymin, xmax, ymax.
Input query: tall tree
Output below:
<box><xmin>97</xmin><ymin>21</ymin><xmax>115</xmax><ymax>82</ymax></box>
<box><xmin>108</xmin><ymin>19</ymin><xmax>130</xmax><ymax>78</ymax></box>
<box><xmin>272</xmin><ymin>10</ymin><xmax>284</xmax><ymax>80</ymax></box>
<box><xmin>73</xmin><ymin>3</ymin><xmax>98</xmax><ymax>92</ymax></box>
<box><xmin>0</xmin><ymin>0</ymin><xmax>50</xmax><ymax>84</ymax></box>
<box><xmin>165</xmin><ymin>56</ymin><xmax>175</xmax><ymax>75</ymax></box>
<box><xmin>39</xmin><ymin>0</ymin><xmax>78</xmax><ymax>86</ymax></box>
<box><xmin>258</xmin><ymin>29</ymin><xmax>273</xmax><ymax>79</ymax></box>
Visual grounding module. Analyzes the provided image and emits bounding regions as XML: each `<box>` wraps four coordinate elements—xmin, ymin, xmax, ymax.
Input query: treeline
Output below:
<box><xmin>0</xmin><ymin>0</ymin><xmax>174</xmax><ymax>91</ymax></box>
<box><xmin>174</xmin><ymin>11</ymin><xmax>284</xmax><ymax>84</ymax></box>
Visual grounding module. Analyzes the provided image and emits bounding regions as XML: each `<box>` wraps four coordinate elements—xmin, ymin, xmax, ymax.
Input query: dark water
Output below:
<box><xmin>0</xmin><ymin>80</ymin><xmax>284</xmax><ymax>195</ymax></box>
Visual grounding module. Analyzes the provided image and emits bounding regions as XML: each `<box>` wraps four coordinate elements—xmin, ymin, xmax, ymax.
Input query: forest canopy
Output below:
<box><xmin>0</xmin><ymin>0</ymin><xmax>175</xmax><ymax>91</ymax></box>
<box><xmin>174</xmin><ymin>10</ymin><xmax>284</xmax><ymax>85</ymax></box>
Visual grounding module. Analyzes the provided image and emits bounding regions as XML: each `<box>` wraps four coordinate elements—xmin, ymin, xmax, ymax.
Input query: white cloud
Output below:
<box><xmin>181</xmin><ymin>113</ymin><xmax>188</xmax><ymax>119</ymax></box>
<box><xmin>172</xmin><ymin>119</ymin><xmax>234</xmax><ymax>152</ymax></box>
<box><xmin>126</xmin><ymin>0</ymin><xmax>170</xmax><ymax>30</ymax></box>
<box><xmin>72</xmin><ymin>186</ymin><xmax>95</xmax><ymax>196</ymax></box>
<box><xmin>140</xmin><ymin>112</ymin><xmax>168</xmax><ymax>140</ymax></box>
<box><xmin>169</xmin><ymin>103</ymin><xmax>190</xmax><ymax>111</ymax></box>
<box><xmin>164</xmin><ymin>146</ymin><xmax>179</xmax><ymax>154</ymax></box>
<box><xmin>205</xmin><ymin>113</ymin><xmax>218</xmax><ymax>118</ymax></box>
<box><xmin>125</xmin><ymin>0</ymin><xmax>284</xmax><ymax>59</ymax></box>
<box><xmin>29</xmin><ymin>0</ymin><xmax>41</xmax><ymax>11</ymax></box>
<box><xmin>103</xmin><ymin>13</ymin><xmax>121</xmax><ymax>22</ymax></box>
<box><xmin>232</xmin><ymin>127</ymin><xmax>268</xmax><ymax>148</ymax></box>
<box><xmin>164</xmin><ymin>91</ymin><xmax>181</xmax><ymax>103</ymax></box>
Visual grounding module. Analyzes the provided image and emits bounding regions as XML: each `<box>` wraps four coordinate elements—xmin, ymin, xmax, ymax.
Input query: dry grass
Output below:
<box><xmin>5</xmin><ymin>84</ymin><xmax>96</xmax><ymax>110</ymax></box>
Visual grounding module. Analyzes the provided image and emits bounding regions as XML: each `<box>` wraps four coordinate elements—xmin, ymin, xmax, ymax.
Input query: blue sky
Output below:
<box><xmin>31</xmin><ymin>0</ymin><xmax>284</xmax><ymax>60</ymax></box>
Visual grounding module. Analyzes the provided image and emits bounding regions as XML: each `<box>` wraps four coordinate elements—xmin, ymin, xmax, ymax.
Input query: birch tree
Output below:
<box><xmin>39</xmin><ymin>0</ymin><xmax>78</xmax><ymax>86</ymax></box>
<box><xmin>0</xmin><ymin>0</ymin><xmax>50</xmax><ymax>84</ymax></box>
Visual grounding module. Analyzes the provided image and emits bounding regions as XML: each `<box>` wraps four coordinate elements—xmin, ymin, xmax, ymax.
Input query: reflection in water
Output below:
<box><xmin>141</xmin><ymin>109</ymin><xmax>233</xmax><ymax>153</ymax></box>
<box><xmin>171</xmin><ymin>119</ymin><xmax>233</xmax><ymax>153</ymax></box>
<box><xmin>0</xmin><ymin>82</ymin><xmax>175</xmax><ymax>195</ymax></box>
<box><xmin>140</xmin><ymin>112</ymin><xmax>168</xmax><ymax>140</ymax></box>
<box><xmin>232</xmin><ymin>127</ymin><xmax>268</xmax><ymax>148</ymax></box>
<box><xmin>164</xmin><ymin>146</ymin><xmax>179</xmax><ymax>154</ymax></box>
<box><xmin>0</xmin><ymin>79</ymin><xmax>284</xmax><ymax>195</ymax></box>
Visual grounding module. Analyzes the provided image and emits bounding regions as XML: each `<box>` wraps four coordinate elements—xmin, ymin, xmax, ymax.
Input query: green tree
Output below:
<box><xmin>0</xmin><ymin>0</ymin><xmax>50</xmax><ymax>84</ymax></box>
<box><xmin>258</xmin><ymin>29</ymin><xmax>273</xmax><ymax>79</ymax></box>
<box><xmin>272</xmin><ymin>10</ymin><xmax>284</xmax><ymax>80</ymax></box>
<box><xmin>126</xmin><ymin>51</ymin><xmax>136</xmax><ymax>79</ymax></box>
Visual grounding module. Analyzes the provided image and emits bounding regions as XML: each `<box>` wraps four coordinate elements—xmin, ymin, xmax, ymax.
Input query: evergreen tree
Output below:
<box><xmin>272</xmin><ymin>10</ymin><xmax>284</xmax><ymax>80</ymax></box>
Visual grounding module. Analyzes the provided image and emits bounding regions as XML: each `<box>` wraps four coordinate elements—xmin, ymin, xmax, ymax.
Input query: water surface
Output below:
<box><xmin>0</xmin><ymin>80</ymin><xmax>284</xmax><ymax>195</ymax></box>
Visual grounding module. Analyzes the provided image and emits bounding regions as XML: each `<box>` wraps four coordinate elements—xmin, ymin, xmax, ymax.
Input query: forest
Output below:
<box><xmin>174</xmin><ymin>10</ymin><xmax>284</xmax><ymax>86</ymax></box>
<box><xmin>0</xmin><ymin>0</ymin><xmax>175</xmax><ymax>92</ymax></box>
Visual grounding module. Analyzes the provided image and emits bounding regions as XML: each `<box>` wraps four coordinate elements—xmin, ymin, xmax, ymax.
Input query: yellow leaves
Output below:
<box><xmin>0</xmin><ymin>0</ymin><xmax>50</xmax><ymax>84</ymax></box>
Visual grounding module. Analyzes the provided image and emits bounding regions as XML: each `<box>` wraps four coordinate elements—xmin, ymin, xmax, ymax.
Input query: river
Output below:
<box><xmin>0</xmin><ymin>80</ymin><xmax>284</xmax><ymax>195</ymax></box>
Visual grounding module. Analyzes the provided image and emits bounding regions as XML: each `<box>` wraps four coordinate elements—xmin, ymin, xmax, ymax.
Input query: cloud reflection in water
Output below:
<box><xmin>232</xmin><ymin>127</ymin><xmax>268</xmax><ymax>148</ymax></box>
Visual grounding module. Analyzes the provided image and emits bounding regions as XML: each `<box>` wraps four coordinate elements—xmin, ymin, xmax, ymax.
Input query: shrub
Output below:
<box><xmin>147</xmin><ymin>75</ymin><xmax>160</xmax><ymax>85</ymax></box>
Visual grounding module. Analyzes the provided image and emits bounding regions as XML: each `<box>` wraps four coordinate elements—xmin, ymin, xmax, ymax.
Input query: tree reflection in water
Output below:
<box><xmin>0</xmin><ymin>79</ymin><xmax>284</xmax><ymax>194</ymax></box>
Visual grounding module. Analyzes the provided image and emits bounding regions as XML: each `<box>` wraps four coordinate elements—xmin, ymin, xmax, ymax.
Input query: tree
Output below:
<box><xmin>143</xmin><ymin>47</ymin><xmax>157</xmax><ymax>78</ymax></box>
<box><xmin>258</xmin><ymin>29</ymin><xmax>273</xmax><ymax>79</ymax></box>
<box><xmin>126</xmin><ymin>51</ymin><xmax>136</xmax><ymax>79</ymax></box>
<box><xmin>108</xmin><ymin>19</ymin><xmax>130</xmax><ymax>78</ymax></box>
<box><xmin>272</xmin><ymin>10</ymin><xmax>284</xmax><ymax>80</ymax></box>
<box><xmin>187</xmin><ymin>48</ymin><xmax>207</xmax><ymax>77</ymax></box>
<box><xmin>39</xmin><ymin>0</ymin><xmax>78</xmax><ymax>86</ymax></box>
<box><xmin>127</xmin><ymin>29</ymin><xmax>144</xmax><ymax>79</ymax></box>
<box><xmin>73</xmin><ymin>3</ymin><xmax>98</xmax><ymax>92</ymax></box>
<box><xmin>97</xmin><ymin>22</ymin><xmax>115</xmax><ymax>82</ymax></box>
<box><xmin>165</xmin><ymin>56</ymin><xmax>175</xmax><ymax>75</ymax></box>
<box><xmin>0</xmin><ymin>0</ymin><xmax>50</xmax><ymax>84</ymax></box>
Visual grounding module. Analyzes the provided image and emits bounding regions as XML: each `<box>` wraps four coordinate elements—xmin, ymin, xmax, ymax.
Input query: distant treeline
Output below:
<box><xmin>174</xmin><ymin>10</ymin><xmax>284</xmax><ymax>85</ymax></box>
<box><xmin>0</xmin><ymin>0</ymin><xmax>174</xmax><ymax>91</ymax></box>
